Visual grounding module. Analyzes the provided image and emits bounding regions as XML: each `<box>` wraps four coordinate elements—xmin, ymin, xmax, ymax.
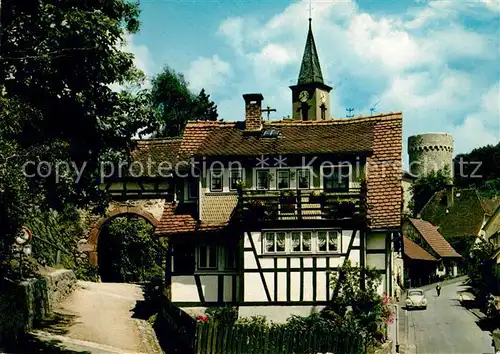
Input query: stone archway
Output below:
<box><xmin>85</xmin><ymin>206</ymin><xmax>159</xmax><ymax>265</ymax></box>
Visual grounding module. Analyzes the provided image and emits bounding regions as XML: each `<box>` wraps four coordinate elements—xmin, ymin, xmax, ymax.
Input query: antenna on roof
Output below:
<box><xmin>262</xmin><ymin>106</ymin><xmax>277</xmax><ymax>120</ymax></box>
<box><xmin>370</xmin><ymin>99</ymin><xmax>380</xmax><ymax>116</ymax></box>
<box><xmin>346</xmin><ymin>108</ymin><xmax>354</xmax><ymax>118</ymax></box>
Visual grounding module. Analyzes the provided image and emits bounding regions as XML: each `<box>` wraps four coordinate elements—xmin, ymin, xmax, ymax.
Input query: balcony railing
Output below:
<box><xmin>237</xmin><ymin>188</ymin><xmax>366</xmax><ymax>222</ymax></box>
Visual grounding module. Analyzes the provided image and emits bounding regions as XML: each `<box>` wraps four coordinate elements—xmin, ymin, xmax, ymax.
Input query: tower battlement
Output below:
<box><xmin>408</xmin><ymin>133</ymin><xmax>454</xmax><ymax>178</ymax></box>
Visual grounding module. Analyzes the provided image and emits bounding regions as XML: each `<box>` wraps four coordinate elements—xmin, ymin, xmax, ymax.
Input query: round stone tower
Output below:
<box><xmin>408</xmin><ymin>133</ymin><xmax>453</xmax><ymax>178</ymax></box>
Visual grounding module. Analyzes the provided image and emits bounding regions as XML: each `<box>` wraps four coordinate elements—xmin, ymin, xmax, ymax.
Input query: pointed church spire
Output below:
<box><xmin>297</xmin><ymin>19</ymin><xmax>324</xmax><ymax>85</ymax></box>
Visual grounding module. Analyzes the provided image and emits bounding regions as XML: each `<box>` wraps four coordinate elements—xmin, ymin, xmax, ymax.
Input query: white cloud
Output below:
<box><xmin>451</xmin><ymin>83</ymin><xmax>500</xmax><ymax>154</ymax></box>
<box><xmin>186</xmin><ymin>55</ymin><xmax>232</xmax><ymax>93</ymax></box>
<box><xmin>125</xmin><ymin>35</ymin><xmax>155</xmax><ymax>77</ymax></box>
<box><xmin>212</xmin><ymin>0</ymin><xmax>498</xmax><ymax>156</ymax></box>
<box><xmin>109</xmin><ymin>35</ymin><xmax>154</xmax><ymax>92</ymax></box>
<box><xmin>218</xmin><ymin>17</ymin><xmax>246</xmax><ymax>55</ymax></box>
<box><xmin>481</xmin><ymin>0</ymin><xmax>500</xmax><ymax>13</ymax></box>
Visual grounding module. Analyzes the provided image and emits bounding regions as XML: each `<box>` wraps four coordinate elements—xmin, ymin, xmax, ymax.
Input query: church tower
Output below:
<box><xmin>290</xmin><ymin>19</ymin><xmax>332</xmax><ymax>121</ymax></box>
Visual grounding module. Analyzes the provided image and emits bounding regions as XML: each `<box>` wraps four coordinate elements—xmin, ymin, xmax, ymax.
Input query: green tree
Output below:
<box><xmin>98</xmin><ymin>216</ymin><xmax>163</xmax><ymax>283</ymax></box>
<box><xmin>193</xmin><ymin>89</ymin><xmax>218</xmax><ymax>122</ymax></box>
<box><xmin>478</xmin><ymin>178</ymin><xmax>500</xmax><ymax>198</ymax></box>
<box><xmin>466</xmin><ymin>239</ymin><xmax>496</xmax><ymax>301</ymax></box>
<box><xmin>150</xmin><ymin>66</ymin><xmax>218</xmax><ymax>137</ymax></box>
<box><xmin>454</xmin><ymin>143</ymin><xmax>500</xmax><ymax>188</ymax></box>
<box><xmin>410</xmin><ymin>167</ymin><xmax>452</xmax><ymax>216</ymax></box>
<box><xmin>0</xmin><ymin>0</ymin><xmax>153</xmax><ymax>276</ymax></box>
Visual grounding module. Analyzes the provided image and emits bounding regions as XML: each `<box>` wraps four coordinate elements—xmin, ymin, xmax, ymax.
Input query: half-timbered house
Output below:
<box><xmin>151</xmin><ymin>19</ymin><xmax>403</xmax><ymax>321</ymax></box>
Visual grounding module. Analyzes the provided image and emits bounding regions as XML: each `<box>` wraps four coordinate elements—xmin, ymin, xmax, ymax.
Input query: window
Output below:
<box><xmin>263</xmin><ymin>230</ymin><xmax>340</xmax><ymax>254</ymax></box>
<box><xmin>256</xmin><ymin>170</ymin><xmax>270</xmax><ymax>190</ymax></box>
<box><xmin>225</xmin><ymin>245</ymin><xmax>237</xmax><ymax>270</ymax></box>
<box><xmin>198</xmin><ymin>245</ymin><xmax>218</xmax><ymax>269</ymax></box>
<box><xmin>196</xmin><ymin>245</ymin><xmax>237</xmax><ymax>271</ymax></box>
<box><xmin>320</xmin><ymin>104</ymin><xmax>327</xmax><ymax>120</ymax></box>
<box><xmin>317</xmin><ymin>231</ymin><xmax>340</xmax><ymax>252</ymax></box>
<box><xmin>188</xmin><ymin>178</ymin><xmax>199</xmax><ymax>199</ymax></box>
<box><xmin>173</xmin><ymin>244</ymin><xmax>195</xmax><ymax>274</ymax></box>
<box><xmin>277</xmin><ymin>170</ymin><xmax>290</xmax><ymax>189</ymax></box>
<box><xmin>322</xmin><ymin>165</ymin><xmax>350</xmax><ymax>192</ymax></box>
<box><xmin>229</xmin><ymin>169</ymin><xmax>242</xmax><ymax>190</ymax></box>
<box><xmin>297</xmin><ymin>169</ymin><xmax>310</xmax><ymax>189</ymax></box>
<box><xmin>265</xmin><ymin>232</ymin><xmax>286</xmax><ymax>253</ymax></box>
<box><xmin>210</xmin><ymin>169</ymin><xmax>223</xmax><ymax>192</ymax></box>
<box><xmin>291</xmin><ymin>231</ymin><xmax>312</xmax><ymax>252</ymax></box>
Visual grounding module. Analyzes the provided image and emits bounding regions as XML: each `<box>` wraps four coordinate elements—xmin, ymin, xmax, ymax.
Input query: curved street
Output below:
<box><xmin>405</xmin><ymin>280</ymin><xmax>494</xmax><ymax>354</ymax></box>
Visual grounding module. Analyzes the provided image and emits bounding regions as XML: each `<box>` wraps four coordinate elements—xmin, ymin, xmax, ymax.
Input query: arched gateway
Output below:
<box><xmin>81</xmin><ymin>200</ymin><xmax>165</xmax><ymax>265</ymax></box>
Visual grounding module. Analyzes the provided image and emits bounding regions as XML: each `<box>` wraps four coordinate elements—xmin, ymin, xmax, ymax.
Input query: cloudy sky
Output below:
<box><xmin>128</xmin><ymin>0</ymin><xmax>499</xmax><ymax>161</ymax></box>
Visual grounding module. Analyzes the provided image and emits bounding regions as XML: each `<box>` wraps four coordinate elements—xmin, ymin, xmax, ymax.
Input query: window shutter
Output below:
<box><xmin>245</xmin><ymin>168</ymin><xmax>253</xmax><ymax>188</ymax></box>
<box><xmin>313</xmin><ymin>166</ymin><xmax>321</xmax><ymax>188</ymax></box>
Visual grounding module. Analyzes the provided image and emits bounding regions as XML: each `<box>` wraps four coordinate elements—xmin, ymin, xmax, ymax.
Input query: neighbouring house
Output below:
<box><xmin>148</xmin><ymin>19</ymin><xmax>403</xmax><ymax>322</ymax></box>
<box><xmin>420</xmin><ymin>187</ymin><xmax>500</xmax><ymax>241</ymax></box>
<box><xmin>403</xmin><ymin>218</ymin><xmax>461</xmax><ymax>283</ymax></box>
<box><xmin>402</xmin><ymin>235</ymin><xmax>438</xmax><ymax>288</ymax></box>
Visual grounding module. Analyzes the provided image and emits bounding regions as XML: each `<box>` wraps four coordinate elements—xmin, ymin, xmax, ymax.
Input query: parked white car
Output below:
<box><xmin>406</xmin><ymin>288</ymin><xmax>427</xmax><ymax>310</ymax></box>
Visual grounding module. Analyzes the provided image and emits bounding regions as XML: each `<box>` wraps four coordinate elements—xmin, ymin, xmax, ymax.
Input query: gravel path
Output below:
<box><xmin>32</xmin><ymin>281</ymin><xmax>162</xmax><ymax>353</ymax></box>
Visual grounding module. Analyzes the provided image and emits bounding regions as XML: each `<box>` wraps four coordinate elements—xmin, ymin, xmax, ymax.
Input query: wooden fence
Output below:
<box><xmin>194</xmin><ymin>321</ymin><xmax>365</xmax><ymax>354</ymax></box>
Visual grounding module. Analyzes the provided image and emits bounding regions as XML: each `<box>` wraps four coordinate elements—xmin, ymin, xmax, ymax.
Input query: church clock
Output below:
<box><xmin>299</xmin><ymin>90</ymin><xmax>309</xmax><ymax>102</ymax></box>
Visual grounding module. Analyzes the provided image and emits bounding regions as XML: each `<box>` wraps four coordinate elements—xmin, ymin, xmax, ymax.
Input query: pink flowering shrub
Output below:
<box><xmin>195</xmin><ymin>314</ymin><xmax>208</xmax><ymax>323</ymax></box>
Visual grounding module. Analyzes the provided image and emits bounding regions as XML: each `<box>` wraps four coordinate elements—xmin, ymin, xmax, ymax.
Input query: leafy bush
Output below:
<box><xmin>98</xmin><ymin>216</ymin><xmax>164</xmax><ymax>283</ymax></box>
<box><xmin>74</xmin><ymin>262</ymin><xmax>98</xmax><ymax>282</ymax></box>
<box><xmin>205</xmin><ymin>306</ymin><xmax>238</xmax><ymax>325</ymax></box>
<box><xmin>324</xmin><ymin>260</ymin><xmax>392</xmax><ymax>346</ymax></box>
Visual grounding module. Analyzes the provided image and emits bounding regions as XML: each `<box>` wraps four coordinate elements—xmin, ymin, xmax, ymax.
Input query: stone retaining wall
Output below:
<box><xmin>0</xmin><ymin>269</ymin><xmax>76</xmax><ymax>345</ymax></box>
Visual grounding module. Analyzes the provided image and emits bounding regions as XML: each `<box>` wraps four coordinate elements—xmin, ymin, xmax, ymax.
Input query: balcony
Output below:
<box><xmin>237</xmin><ymin>188</ymin><xmax>366</xmax><ymax>223</ymax></box>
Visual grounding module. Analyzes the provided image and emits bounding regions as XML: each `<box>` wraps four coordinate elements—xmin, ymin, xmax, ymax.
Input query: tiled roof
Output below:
<box><xmin>130</xmin><ymin>138</ymin><xmax>181</xmax><ymax>176</ymax></box>
<box><xmin>480</xmin><ymin>196</ymin><xmax>500</xmax><ymax>216</ymax></box>
<box><xmin>421</xmin><ymin>189</ymin><xmax>485</xmax><ymax>238</ymax></box>
<box><xmin>155</xmin><ymin>202</ymin><xmax>198</xmax><ymax>235</ymax></box>
<box><xmin>403</xmin><ymin>235</ymin><xmax>437</xmax><ymax>261</ymax></box>
<box><xmin>409</xmin><ymin>218</ymin><xmax>461</xmax><ymax>258</ymax></box>
<box><xmin>155</xmin><ymin>202</ymin><xmax>228</xmax><ymax>236</ymax></box>
<box><xmin>180</xmin><ymin>119</ymin><xmax>376</xmax><ymax>157</ymax></box>
<box><xmin>200</xmin><ymin>193</ymin><xmax>239</xmax><ymax>225</ymax></box>
<box><xmin>365</xmin><ymin>114</ymin><xmax>403</xmax><ymax>229</ymax></box>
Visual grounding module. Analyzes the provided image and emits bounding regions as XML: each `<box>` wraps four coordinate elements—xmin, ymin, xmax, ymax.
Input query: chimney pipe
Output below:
<box><xmin>243</xmin><ymin>93</ymin><xmax>264</xmax><ymax>131</ymax></box>
<box><xmin>446</xmin><ymin>183</ymin><xmax>454</xmax><ymax>208</ymax></box>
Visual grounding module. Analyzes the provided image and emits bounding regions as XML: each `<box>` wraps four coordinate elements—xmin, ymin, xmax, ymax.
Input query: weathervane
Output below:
<box><xmin>308</xmin><ymin>0</ymin><xmax>313</xmax><ymax>20</ymax></box>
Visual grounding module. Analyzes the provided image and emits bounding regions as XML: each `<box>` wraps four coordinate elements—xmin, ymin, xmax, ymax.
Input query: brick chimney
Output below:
<box><xmin>243</xmin><ymin>93</ymin><xmax>263</xmax><ymax>131</ymax></box>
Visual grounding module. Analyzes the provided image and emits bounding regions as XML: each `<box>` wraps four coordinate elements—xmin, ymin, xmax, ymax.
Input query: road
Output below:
<box><xmin>405</xmin><ymin>281</ymin><xmax>494</xmax><ymax>354</ymax></box>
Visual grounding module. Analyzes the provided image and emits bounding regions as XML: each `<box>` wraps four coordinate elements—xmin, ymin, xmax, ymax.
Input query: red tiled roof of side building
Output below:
<box><xmin>154</xmin><ymin>202</ymin><xmax>228</xmax><ymax>236</ymax></box>
<box><xmin>409</xmin><ymin>218</ymin><xmax>461</xmax><ymax>258</ymax></box>
<box><xmin>403</xmin><ymin>235</ymin><xmax>437</xmax><ymax>261</ymax></box>
<box><xmin>366</xmin><ymin>113</ymin><xmax>403</xmax><ymax>229</ymax></box>
<box><xmin>155</xmin><ymin>203</ymin><xmax>198</xmax><ymax>235</ymax></box>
